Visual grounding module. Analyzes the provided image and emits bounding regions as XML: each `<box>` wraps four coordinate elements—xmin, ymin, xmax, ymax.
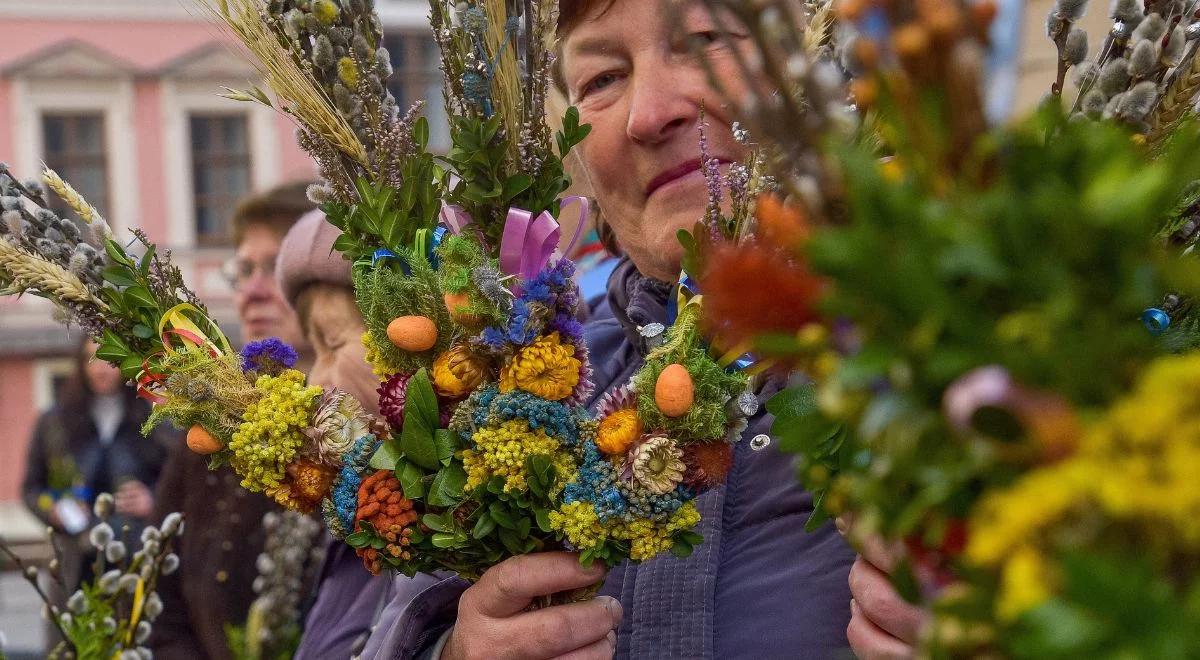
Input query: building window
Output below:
<box><xmin>42</xmin><ymin>113</ymin><xmax>109</xmax><ymax>221</ymax></box>
<box><xmin>384</xmin><ymin>33</ymin><xmax>449</xmax><ymax>150</ymax></box>
<box><xmin>190</xmin><ymin>113</ymin><xmax>252</xmax><ymax>245</ymax></box>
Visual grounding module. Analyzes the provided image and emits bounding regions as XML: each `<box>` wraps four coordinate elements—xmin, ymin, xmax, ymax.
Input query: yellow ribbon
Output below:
<box><xmin>156</xmin><ymin>302</ymin><xmax>232</xmax><ymax>356</ymax></box>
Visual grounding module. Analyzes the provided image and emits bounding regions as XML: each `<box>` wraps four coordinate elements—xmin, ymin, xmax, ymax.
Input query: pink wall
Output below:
<box><xmin>133</xmin><ymin>80</ymin><xmax>169</xmax><ymax>244</ymax></box>
<box><xmin>0</xmin><ymin>360</ymin><xmax>36</xmax><ymax>502</ymax></box>
<box><xmin>0</xmin><ymin>19</ymin><xmax>226</xmax><ymax>72</ymax></box>
<box><xmin>0</xmin><ymin>79</ymin><xmax>11</xmax><ymax>165</ymax></box>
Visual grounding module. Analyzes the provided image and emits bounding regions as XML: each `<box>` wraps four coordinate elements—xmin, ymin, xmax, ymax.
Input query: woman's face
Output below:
<box><xmin>299</xmin><ymin>286</ymin><xmax>380</xmax><ymax>414</ymax></box>
<box><xmin>561</xmin><ymin>0</ymin><xmax>753</xmax><ymax>282</ymax></box>
<box><xmin>82</xmin><ymin>341</ymin><xmax>123</xmax><ymax>395</ymax></box>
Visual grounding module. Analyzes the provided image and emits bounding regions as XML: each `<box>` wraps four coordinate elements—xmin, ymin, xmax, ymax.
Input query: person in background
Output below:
<box><xmin>149</xmin><ymin>181</ymin><xmax>316</xmax><ymax>660</ymax></box>
<box><xmin>22</xmin><ymin>338</ymin><xmax>169</xmax><ymax>589</ymax></box>
<box><xmin>22</xmin><ymin>337</ymin><xmax>169</xmax><ymax>654</ymax></box>
<box><xmin>277</xmin><ymin>210</ymin><xmax>395</xmax><ymax>659</ymax></box>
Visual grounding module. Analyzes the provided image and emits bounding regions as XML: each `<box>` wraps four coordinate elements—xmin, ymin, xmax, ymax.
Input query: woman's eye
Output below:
<box><xmin>581</xmin><ymin>72</ymin><xmax>621</xmax><ymax>97</ymax></box>
<box><xmin>688</xmin><ymin>30</ymin><xmax>723</xmax><ymax>48</ymax></box>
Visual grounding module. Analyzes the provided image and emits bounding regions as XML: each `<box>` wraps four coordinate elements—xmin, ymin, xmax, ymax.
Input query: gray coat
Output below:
<box><xmin>298</xmin><ymin>259</ymin><xmax>854</xmax><ymax>659</ymax></box>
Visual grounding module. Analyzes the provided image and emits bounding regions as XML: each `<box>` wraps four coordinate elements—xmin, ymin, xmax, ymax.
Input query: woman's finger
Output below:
<box><xmin>473</xmin><ymin>552</ymin><xmax>606</xmax><ymax>618</ymax></box>
<box><xmin>549</xmin><ymin>629</ymin><xmax>617</xmax><ymax>660</ymax></box>
<box><xmin>847</xmin><ymin>599</ymin><xmax>914</xmax><ymax>660</ymax></box>
<box><xmin>504</xmin><ymin>596</ymin><xmax>621</xmax><ymax>658</ymax></box>
<box><xmin>848</xmin><ymin>557</ymin><xmax>926</xmax><ymax>644</ymax></box>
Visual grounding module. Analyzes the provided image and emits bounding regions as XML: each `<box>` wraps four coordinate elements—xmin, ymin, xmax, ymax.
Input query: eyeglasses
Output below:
<box><xmin>221</xmin><ymin>257</ymin><xmax>276</xmax><ymax>289</ymax></box>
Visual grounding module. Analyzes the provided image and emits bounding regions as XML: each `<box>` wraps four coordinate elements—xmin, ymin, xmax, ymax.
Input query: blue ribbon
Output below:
<box><xmin>428</xmin><ymin>225</ymin><xmax>448</xmax><ymax>270</ymax></box>
<box><xmin>665</xmin><ymin>271</ymin><xmax>759</xmax><ymax>373</ymax></box>
<box><xmin>1141</xmin><ymin>307</ymin><xmax>1171</xmax><ymax>335</ymax></box>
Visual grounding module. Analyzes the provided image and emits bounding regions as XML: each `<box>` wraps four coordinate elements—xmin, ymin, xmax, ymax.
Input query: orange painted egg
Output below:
<box><xmin>186</xmin><ymin>425</ymin><xmax>222</xmax><ymax>455</ymax></box>
<box><xmin>654</xmin><ymin>363</ymin><xmax>695</xmax><ymax>418</ymax></box>
<box><xmin>386</xmin><ymin>315</ymin><xmax>438</xmax><ymax>352</ymax></box>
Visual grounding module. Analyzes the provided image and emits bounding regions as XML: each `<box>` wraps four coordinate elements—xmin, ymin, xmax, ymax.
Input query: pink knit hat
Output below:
<box><xmin>276</xmin><ymin>209</ymin><xmax>352</xmax><ymax>309</ymax></box>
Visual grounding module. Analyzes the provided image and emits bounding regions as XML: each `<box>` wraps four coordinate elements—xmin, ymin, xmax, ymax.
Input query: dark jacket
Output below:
<box><xmin>22</xmin><ymin>398</ymin><xmax>168</xmax><ymax>541</ymax></box>
<box><xmin>301</xmin><ymin>258</ymin><xmax>856</xmax><ymax>659</ymax></box>
<box><xmin>148</xmin><ymin>444</ymin><xmax>281</xmax><ymax>660</ymax></box>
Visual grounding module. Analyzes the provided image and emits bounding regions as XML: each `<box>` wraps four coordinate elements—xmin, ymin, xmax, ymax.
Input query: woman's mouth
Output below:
<box><xmin>645</xmin><ymin>158</ymin><xmax>727</xmax><ymax>198</ymax></box>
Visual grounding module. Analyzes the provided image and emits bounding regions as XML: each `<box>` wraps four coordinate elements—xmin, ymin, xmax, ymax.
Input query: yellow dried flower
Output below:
<box><xmin>432</xmin><ymin>345</ymin><xmax>487</xmax><ymax>398</ymax></box>
<box><xmin>596</xmin><ymin>409</ymin><xmax>642</xmax><ymax>456</ymax></box>
<box><xmin>228</xmin><ymin>370</ymin><xmax>322</xmax><ymax>493</ymax></box>
<box><xmin>461</xmin><ymin>419</ymin><xmax>574</xmax><ymax>493</ymax></box>
<box><xmin>548</xmin><ymin>500</ymin><xmax>702</xmax><ymax>562</ymax></box>
<box><xmin>996</xmin><ymin>545</ymin><xmax>1053</xmax><ymax>622</ymax></box>
<box><xmin>362</xmin><ymin>331</ymin><xmax>401</xmax><ymax>380</ymax></box>
<box><xmin>499</xmin><ymin>332</ymin><xmax>581</xmax><ymax>401</ymax></box>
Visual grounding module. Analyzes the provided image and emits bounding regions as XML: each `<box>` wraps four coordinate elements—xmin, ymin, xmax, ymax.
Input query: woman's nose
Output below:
<box><xmin>625</xmin><ymin>65</ymin><xmax>700</xmax><ymax>145</ymax></box>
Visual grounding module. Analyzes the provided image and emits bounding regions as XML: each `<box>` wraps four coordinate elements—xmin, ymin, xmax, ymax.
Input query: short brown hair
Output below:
<box><xmin>231</xmin><ymin>180</ymin><xmax>317</xmax><ymax>245</ymax></box>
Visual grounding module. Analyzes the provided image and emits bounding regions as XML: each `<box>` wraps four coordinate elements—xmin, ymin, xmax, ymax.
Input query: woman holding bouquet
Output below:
<box><xmin>301</xmin><ymin>2</ymin><xmax>920</xmax><ymax>658</ymax></box>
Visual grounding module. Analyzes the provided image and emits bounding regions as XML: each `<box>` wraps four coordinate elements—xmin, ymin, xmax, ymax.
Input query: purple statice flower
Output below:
<box><xmin>240</xmin><ymin>338</ymin><xmax>299</xmax><ymax>374</ymax></box>
<box><xmin>552</xmin><ymin>313</ymin><xmax>585</xmax><ymax>346</ymax></box>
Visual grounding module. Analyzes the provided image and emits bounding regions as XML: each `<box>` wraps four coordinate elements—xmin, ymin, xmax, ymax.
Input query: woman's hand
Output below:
<box><xmin>114</xmin><ymin>480</ymin><xmax>154</xmax><ymax>519</ymax></box>
<box><xmin>442</xmin><ymin>552</ymin><xmax>622</xmax><ymax>660</ymax></box>
<box><xmin>839</xmin><ymin>518</ymin><xmax>930</xmax><ymax>660</ymax></box>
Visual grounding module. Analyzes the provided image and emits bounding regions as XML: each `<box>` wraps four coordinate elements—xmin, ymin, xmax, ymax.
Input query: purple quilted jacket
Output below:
<box><xmin>296</xmin><ymin>258</ymin><xmax>854</xmax><ymax>659</ymax></box>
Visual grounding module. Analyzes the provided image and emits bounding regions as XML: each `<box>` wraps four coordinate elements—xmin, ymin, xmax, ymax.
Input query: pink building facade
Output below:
<box><xmin>0</xmin><ymin>0</ymin><xmax>440</xmax><ymax>504</ymax></box>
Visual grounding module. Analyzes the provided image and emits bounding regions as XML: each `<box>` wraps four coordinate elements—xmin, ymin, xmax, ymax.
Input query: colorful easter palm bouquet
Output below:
<box><xmin>688</xmin><ymin>0</ymin><xmax>1200</xmax><ymax>656</ymax></box>
<box><xmin>7</xmin><ymin>0</ymin><xmax>757</xmax><ymax>587</ymax></box>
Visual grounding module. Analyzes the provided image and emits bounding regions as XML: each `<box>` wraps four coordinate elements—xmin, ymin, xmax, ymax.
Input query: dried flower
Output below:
<box><xmin>683</xmin><ymin>442</ymin><xmax>735</xmax><ymax>489</ymax></box>
<box><xmin>700</xmin><ymin>243</ymin><xmax>824</xmax><ymax>350</ymax></box>
<box><xmin>377</xmin><ymin>371</ymin><xmax>411</xmax><ymax>430</ymax></box>
<box><xmin>630</xmin><ymin>436</ymin><xmax>687</xmax><ymax>495</ymax></box>
<box><xmin>240</xmin><ymin>337</ymin><xmax>299</xmax><ymax>374</ymax></box>
<box><xmin>499</xmin><ymin>332</ymin><xmax>581</xmax><ymax>401</ymax></box>
<box><xmin>304</xmin><ymin>388</ymin><xmax>374</xmax><ymax>465</ymax></box>
<box><xmin>597</xmin><ymin>409</ymin><xmax>642</xmax><ymax>456</ymax></box>
<box><xmin>354</xmin><ymin>470</ymin><xmax>418</xmax><ymax>574</ymax></box>
<box><xmin>433</xmin><ymin>345</ymin><xmax>488</xmax><ymax>398</ymax></box>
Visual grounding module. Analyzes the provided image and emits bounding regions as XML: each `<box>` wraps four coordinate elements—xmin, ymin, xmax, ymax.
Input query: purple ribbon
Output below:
<box><xmin>439</xmin><ymin>203</ymin><xmax>473</xmax><ymax>235</ymax></box>
<box><xmin>499</xmin><ymin>196</ymin><xmax>589</xmax><ymax>282</ymax></box>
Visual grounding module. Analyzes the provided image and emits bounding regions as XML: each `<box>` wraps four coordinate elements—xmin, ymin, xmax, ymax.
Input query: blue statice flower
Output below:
<box><xmin>327</xmin><ymin>435</ymin><xmax>380</xmax><ymax>536</ymax></box>
<box><xmin>240</xmin><ymin>337</ymin><xmax>298</xmax><ymax>374</ymax></box>
<box><xmin>475</xmin><ymin>389</ymin><xmax>581</xmax><ymax>447</ymax></box>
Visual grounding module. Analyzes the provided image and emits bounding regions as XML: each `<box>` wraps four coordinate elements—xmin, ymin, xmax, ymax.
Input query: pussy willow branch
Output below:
<box><xmin>0</xmin><ymin>538</ymin><xmax>75</xmax><ymax>651</ymax></box>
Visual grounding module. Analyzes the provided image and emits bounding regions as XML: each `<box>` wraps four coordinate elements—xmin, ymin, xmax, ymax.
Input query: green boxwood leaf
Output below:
<box><xmin>534</xmin><ymin>508</ymin><xmax>552</xmax><ymax>533</ymax></box>
<box><xmin>422</xmin><ymin>512</ymin><xmax>453</xmax><ymax>533</ymax></box>
<box><xmin>431</xmin><ymin>532</ymin><xmax>457</xmax><ymax>548</ymax></box>
<box><xmin>488</xmin><ymin>502</ymin><xmax>516</xmax><ymax>530</ymax></box>
<box><xmin>398</xmin><ymin>368</ymin><xmax>440</xmax><ymax>470</ymax></box>
<box><xmin>344</xmin><ymin>530</ymin><xmax>371</xmax><ymax>548</ymax></box>
<box><xmin>369</xmin><ymin>441</ymin><xmax>400</xmax><ymax>470</ymax></box>
<box><xmin>124</xmin><ymin>285</ymin><xmax>157</xmax><ymax>310</ymax></box>
<box><xmin>101</xmin><ymin>266</ymin><xmax>137</xmax><ymax>288</ymax></box>
<box><xmin>427</xmin><ymin>464</ymin><xmax>467</xmax><ymax>507</ymax></box>
<box><xmin>395</xmin><ymin>459</ymin><xmax>426</xmax><ymax>499</ymax></box>
<box><xmin>472</xmin><ymin>513</ymin><xmax>497</xmax><ymax>539</ymax></box>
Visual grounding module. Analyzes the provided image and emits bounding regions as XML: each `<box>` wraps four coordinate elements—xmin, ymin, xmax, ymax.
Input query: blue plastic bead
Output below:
<box><xmin>1141</xmin><ymin>308</ymin><xmax>1171</xmax><ymax>335</ymax></box>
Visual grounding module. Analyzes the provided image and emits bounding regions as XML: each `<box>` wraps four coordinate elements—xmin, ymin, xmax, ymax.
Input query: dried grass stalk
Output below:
<box><xmin>42</xmin><ymin>168</ymin><xmax>105</xmax><ymax>227</ymax></box>
<box><xmin>1150</xmin><ymin>46</ymin><xmax>1200</xmax><ymax>145</ymax></box>
<box><xmin>0</xmin><ymin>237</ymin><xmax>108</xmax><ymax>307</ymax></box>
<box><xmin>196</xmin><ymin>0</ymin><xmax>369</xmax><ymax>165</ymax></box>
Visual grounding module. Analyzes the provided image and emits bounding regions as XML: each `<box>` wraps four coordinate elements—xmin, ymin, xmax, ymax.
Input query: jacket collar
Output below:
<box><xmin>605</xmin><ymin>257</ymin><xmax>673</xmax><ymax>357</ymax></box>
